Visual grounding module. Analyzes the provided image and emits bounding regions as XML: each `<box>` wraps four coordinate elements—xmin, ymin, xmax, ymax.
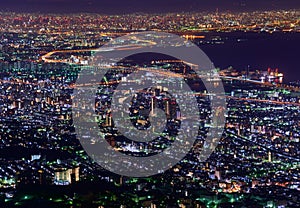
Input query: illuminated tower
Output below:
<box><xmin>268</xmin><ymin>151</ymin><xmax>272</xmax><ymax>162</ymax></box>
<box><xmin>151</xmin><ymin>97</ymin><xmax>155</xmax><ymax>115</ymax></box>
<box><xmin>176</xmin><ymin>110</ymin><xmax>181</xmax><ymax>119</ymax></box>
<box><xmin>246</xmin><ymin>65</ymin><xmax>250</xmax><ymax>79</ymax></box>
<box><xmin>105</xmin><ymin>114</ymin><xmax>109</xmax><ymax>126</ymax></box>
<box><xmin>165</xmin><ymin>100</ymin><xmax>170</xmax><ymax>116</ymax></box>
<box><xmin>109</xmin><ymin>115</ymin><xmax>112</xmax><ymax>126</ymax></box>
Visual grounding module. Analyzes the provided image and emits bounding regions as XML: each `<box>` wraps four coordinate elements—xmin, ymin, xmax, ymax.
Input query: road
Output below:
<box><xmin>38</xmin><ymin>45</ymin><xmax>300</xmax><ymax>107</ymax></box>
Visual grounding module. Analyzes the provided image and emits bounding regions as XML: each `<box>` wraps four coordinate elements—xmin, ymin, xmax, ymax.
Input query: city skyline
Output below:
<box><xmin>0</xmin><ymin>0</ymin><xmax>299</xmax><ymax>14</ymax></box>
<box><xmin>0</xmin><ymin>3</ymin><xmax>299</xmax><ymax>207</ymax></box>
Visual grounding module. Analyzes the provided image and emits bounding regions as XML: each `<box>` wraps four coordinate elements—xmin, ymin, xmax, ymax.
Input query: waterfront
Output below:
<box><xmin>0</xmin><ymin>9</ymin><xmax>299</xmax><ymax>208</ymax></box>
<box><xmin>196</xmin><ymin>32</ymin><xmax>300</xmax><ymax>83</ymax></box>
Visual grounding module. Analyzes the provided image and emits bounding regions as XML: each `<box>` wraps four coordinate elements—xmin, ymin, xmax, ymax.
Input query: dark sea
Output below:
<box><xmin>197</xmin><ymin>32</ymin><xmax>300</xmax><ymax>83</ymax></box>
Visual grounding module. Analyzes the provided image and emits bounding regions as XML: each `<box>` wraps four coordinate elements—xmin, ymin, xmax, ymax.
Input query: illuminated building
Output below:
<box><xmin>54</xmin><ymin>167</ymin><xmax>80</xmax><ymax>185</ymax></box>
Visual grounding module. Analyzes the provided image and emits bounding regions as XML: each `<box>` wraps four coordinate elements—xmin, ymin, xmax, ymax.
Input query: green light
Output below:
<box><xmin>54</xmin><ymin>198</ymin><xmax>64</xmax><ymax>202</ymax></box>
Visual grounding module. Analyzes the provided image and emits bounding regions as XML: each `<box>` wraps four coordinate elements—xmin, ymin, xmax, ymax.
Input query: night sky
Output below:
<box><xmin>0</xmin><ymin>0</ymin><xmax>299</xmax><ymax>14</ymax></box>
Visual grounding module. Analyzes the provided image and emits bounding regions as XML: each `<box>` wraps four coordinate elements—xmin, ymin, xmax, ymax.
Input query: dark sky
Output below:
<box><xmin>0</xmin><ymin>0</ymin><xmax>299</xmax><ymax>14</ymax></box>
